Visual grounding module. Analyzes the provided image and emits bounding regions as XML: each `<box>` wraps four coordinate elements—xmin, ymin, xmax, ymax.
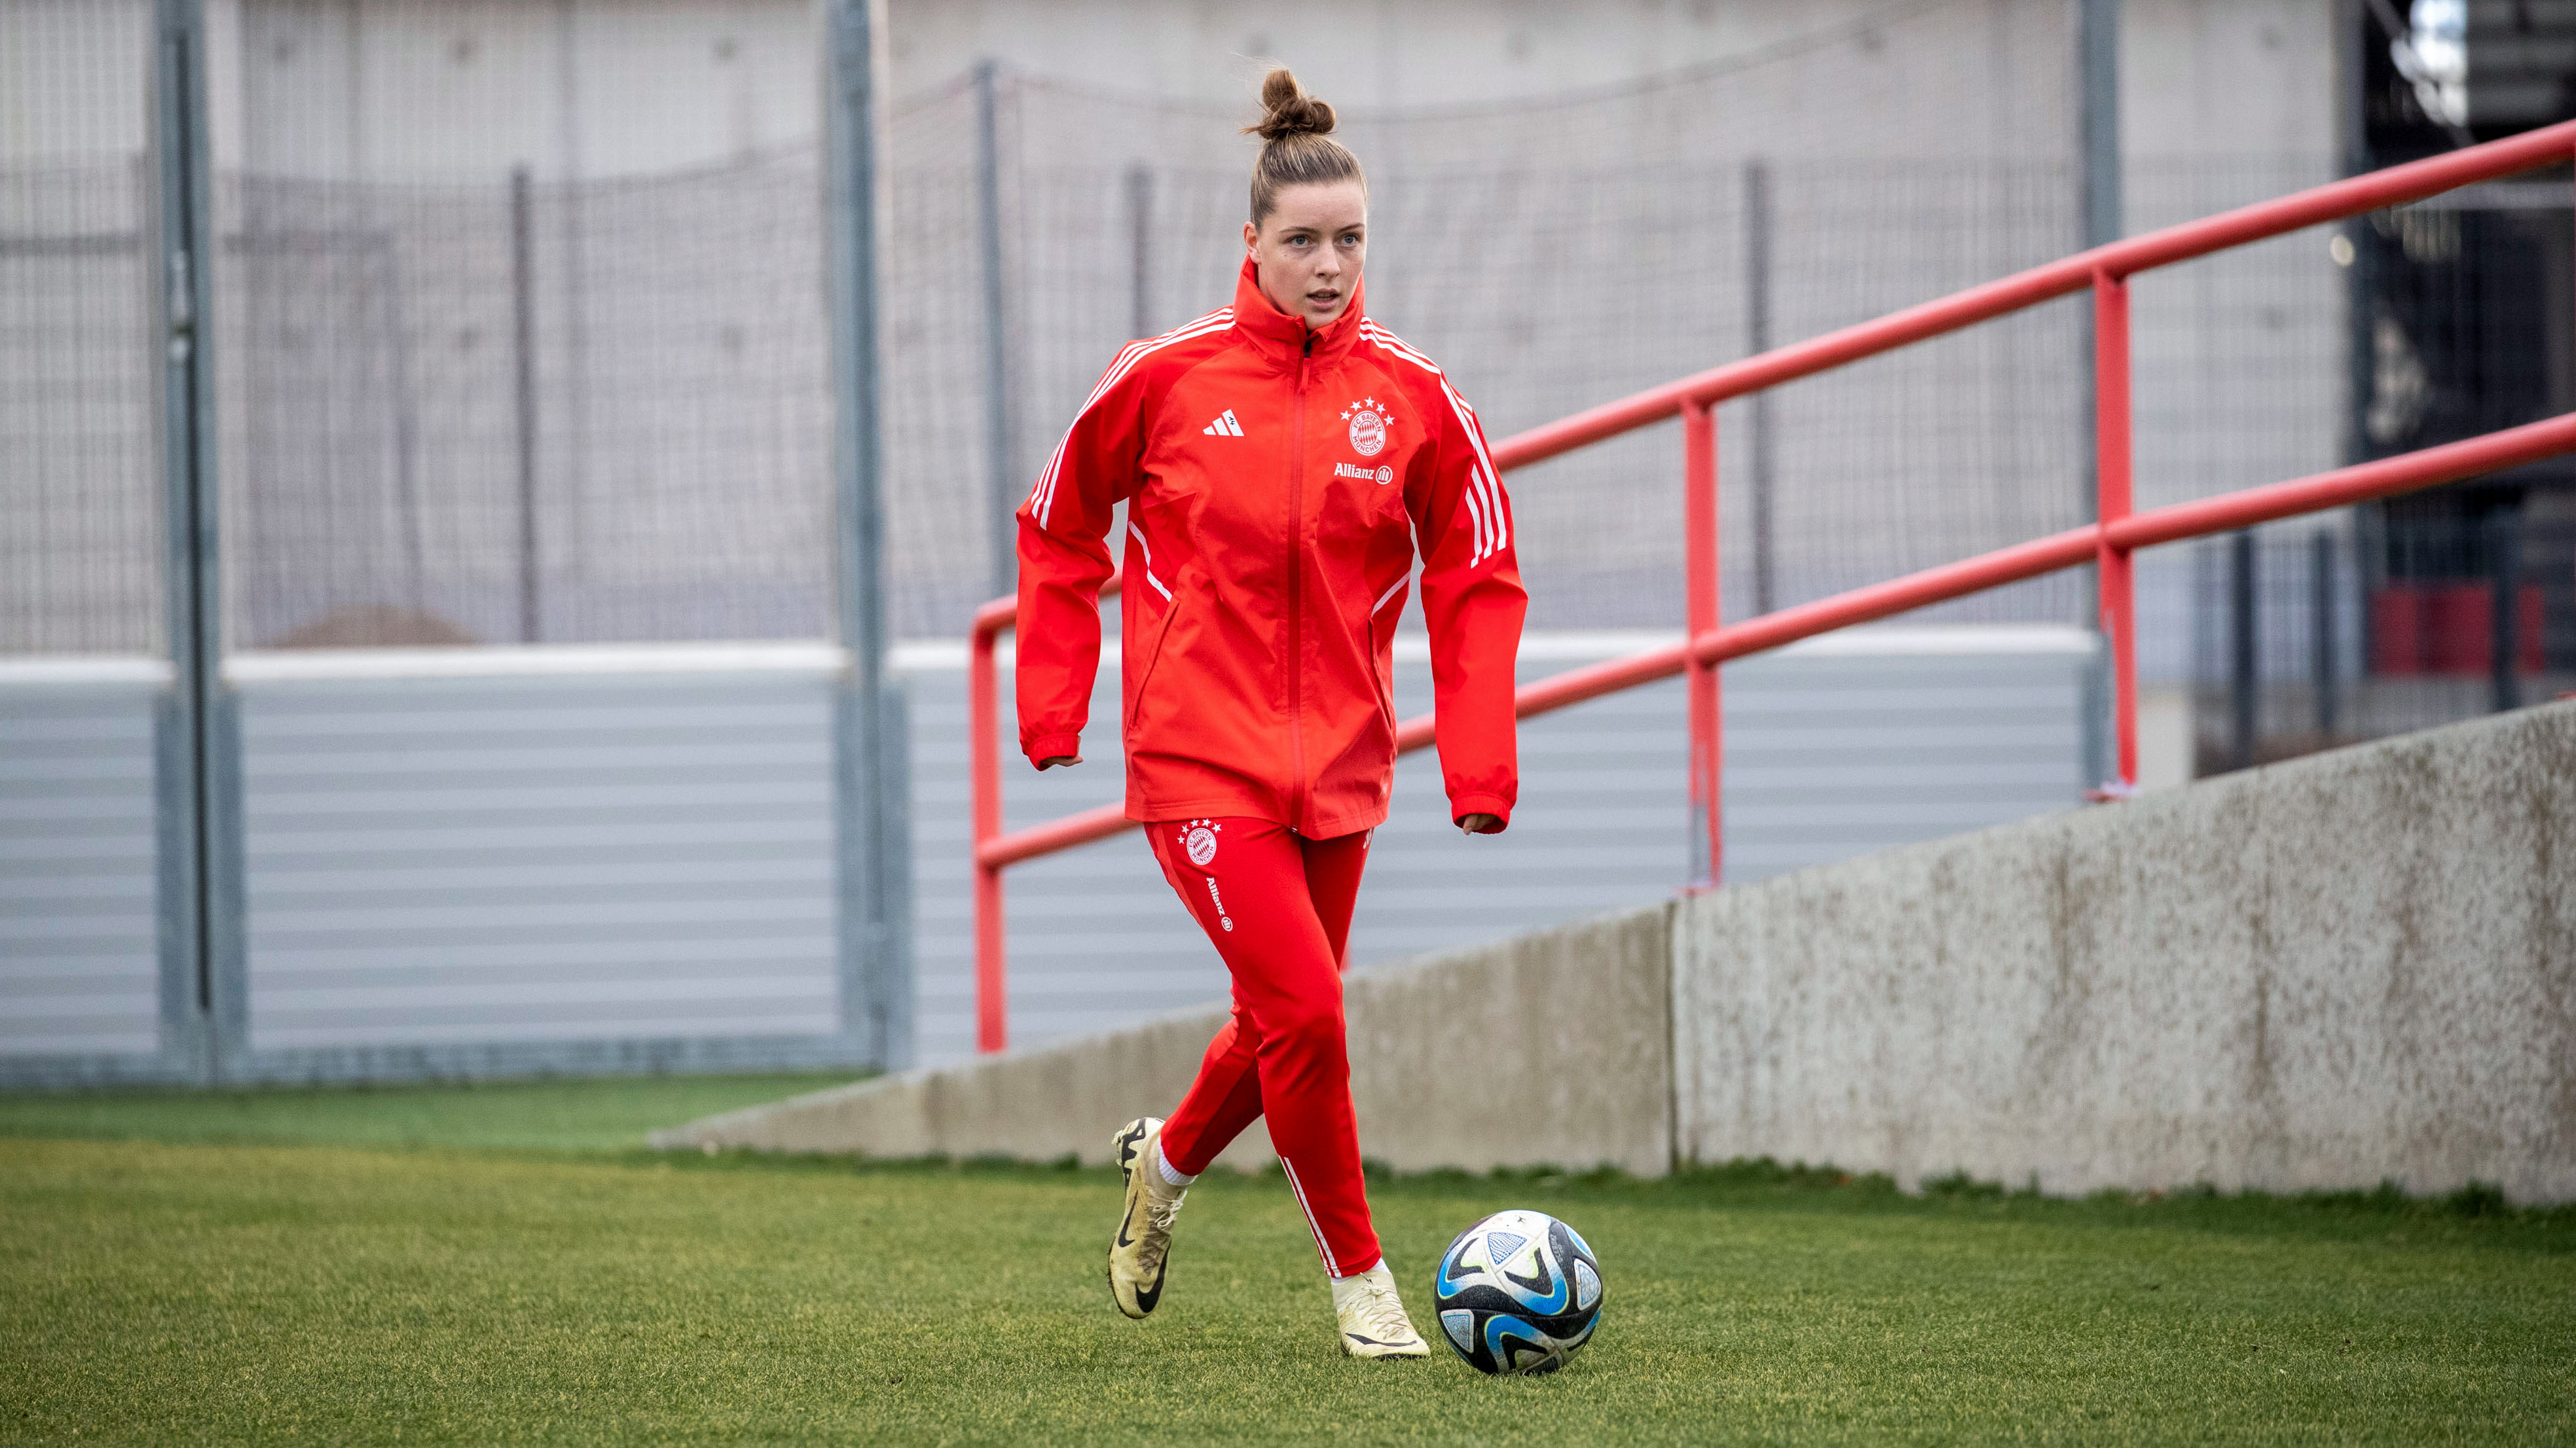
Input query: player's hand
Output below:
<box><xmin>1036</xmin><ymin>755</ymin><xmax>1082</xmax><ymax>770</ymax></box>
<box><xmin>1457</xmin><ymin>812</ymin><xmax>1502</xmax><ymax>835</ymax></box>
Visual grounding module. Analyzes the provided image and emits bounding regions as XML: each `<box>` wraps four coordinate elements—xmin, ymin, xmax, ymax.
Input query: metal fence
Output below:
<box><xmin>2191</xmin><ymin>510</ymin><xmax>2576</xmax><ymax>773</ymax></box>
<box><xmin>13</xmin><ymin>1</ymin><xmax>2389</xmax><ymax>662</ymax></box>
<box><xmin>9</xmin><ymin>0</ymin><xmax>2545</xmax><ymax>1082</ymax></box>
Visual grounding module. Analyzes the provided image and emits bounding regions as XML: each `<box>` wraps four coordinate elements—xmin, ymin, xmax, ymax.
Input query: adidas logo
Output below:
<box><xmin>1202</xmin><ymin>409</ymin><xmax>1245</xmax><ymax>437</ymax></box>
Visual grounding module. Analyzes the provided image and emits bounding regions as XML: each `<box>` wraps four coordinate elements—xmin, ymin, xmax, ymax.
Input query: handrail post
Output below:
<box><xmin>2092</xmin><ymin>266</ymin><xmax>2138</xmax><ymax>793</ymax></box>
<box><xmin>970</xmin><ymin>619</ymin><xmax>1007</xmax><ymax>1053</ymax></box>
<box><xmin>1682</xmin><ymin>397</ymin><xmax>1722</xmax><ymax>886</ymax></box>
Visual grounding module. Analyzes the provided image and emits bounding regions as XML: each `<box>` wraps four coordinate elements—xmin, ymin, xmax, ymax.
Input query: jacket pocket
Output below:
<box><xmin>1365</xmin><ymin>594</ymin><xmax>1399</xmax><ymax>740</ymax></box>
<box><xmin>1124</xmin><ymin>581</ymin><xmax>1189</xmax><ymax>732</ymax></box>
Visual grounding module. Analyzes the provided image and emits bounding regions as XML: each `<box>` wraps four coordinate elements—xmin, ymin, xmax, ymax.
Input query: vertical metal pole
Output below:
<box><xmin>2311</xmin><ymin>528</ymin><xmax>2338</xmax><ymax>736</ymax></box>
<box><xmin>829</xmin><ymin>0</ymin><xmax>910</xmax><ymax>1071</ymax></box>
<box><xmin>2091</xmin><ymin>268</ymin><xmax>2137</xmax><ymax>792</ymax></box>
<box><xmin>2078</xmin><ymin>0</ymin><xmax>2120</xmax><ymax>790</ymax></box>
<box><xmin>152</xmin><ymin>0</ymin><xmax>242</xmax><ymax>1082</ymax></box>
<box><xmin>1127</xmin><ymin>162</ymin><xmax>1153</xmax><ymax>343</ymax></box>
<box><xmin>1682</xmin><ymin>399</ymin><xmax>1721</xmax><ymax>888</ymax></box>
<box><xmin>2229</xmin><ymin>530</ymin><xmax>2258</xmax><ymax>771</ymax></box>
<box><xmin>976</xmin><ymin>59</ymin><xmax>1014</xmax><ymax>602</ymax></box>
<box><xmin>553</xmin><ymin>0</ymin><xmax>593</xmax><ymax>584</ymax></box>
<box><xmin>2490</xmin><ymin>503</ymin><xmax>2522</xmax><ymax>713</ymax></box>
<box><xmin>509</xmin><ymin>164</ymin><xmax>540</xmax><ymax>643</ymax></box>
<box><xmin>2078</xmin><ymin>0</ymin><xmax>2122</xmax><ymax>260</ymax></box>
<box><xmin>970</xmin><ymin>621</ymin><xmax>1006</xmax><ymax>1053</ymax></box>
<box><xmin>1744</xmin><ymin>158</ymin><xmax>1775</xmax><ymax>616</ymax></box>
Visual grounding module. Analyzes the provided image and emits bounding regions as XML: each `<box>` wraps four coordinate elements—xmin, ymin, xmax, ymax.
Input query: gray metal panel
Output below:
<box><xmin>906</xmin><ymin>658</ymin><xmax>1221</xmax><ymax>1066</ymax></box>
<box><xmin>904</xmin><ymin>633</ymin><xmax>2093</xmax><ymax>1068</ymax></box>
<box><xmin>238</xmin><ymin>672</ymin><xmax>843</xmax><ymax>1051</ymax></box>
<box><xmin>0</xmin><ymin>681</ymin><xmax>164</xmax><ymax>1059</ymax></box>
<box><xmin>4</xmin><ymin>636</ymin><xmax>2088</xmax><ymax>1079</ymax></box>
<box><xmin>1723</xmin><ymin>651</ymin><xmax>2091</xmax><ymax>882</ymax></box>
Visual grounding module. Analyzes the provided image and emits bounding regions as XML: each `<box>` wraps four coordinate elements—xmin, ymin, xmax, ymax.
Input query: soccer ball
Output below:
<box><xmin>1430</xmin><ymin>1208</ymin><xmax>1602</xmax><ymax>1375</ymax></box>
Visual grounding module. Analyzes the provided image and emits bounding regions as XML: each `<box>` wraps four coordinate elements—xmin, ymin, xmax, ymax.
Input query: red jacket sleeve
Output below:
<box><xmin>1408</xmin><ymin>378</ymin><xmax>1528</xmax><ymax>829</ymax></box>
<box><xmin>1013</xmin><ymin>353</ymin><xmax>1150</xmax><ymax>768</ymax></box>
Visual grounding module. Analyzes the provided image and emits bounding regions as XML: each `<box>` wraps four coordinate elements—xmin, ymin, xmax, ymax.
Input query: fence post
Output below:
<box><xmin>2078</xmin><ymin>0</ymin><xmax>2122</xmax><ymax>793</ymax></box>
<box><xmin>2229</xmin><ymin>530</ymin><xmax>2258</xmax><ymax>770</ymax></box>
<box><xmin>2090</xmin><ymin>268</ymin><xmax>2137</xmax><ymax>793</ymax></box>
<box><xmin>2490</xmin><ymin>503</ymin><xmax>2522</xmax><ymax>713</ymax></box>
<box><xmin>509</xmin><ymin>164</ymin><xmax>540</xmax><ymax>643</ymax></box>
<box><xmin>1743</xmin><ymin>159</ymin><xmax>1775</xmax><ymax>615</ymax></box>
<box><xmin>2311</xmin><ymin>528</ymin><xmax>2337</xmax><ymax>736</ymax></box>
<box><xmin>1127</xmin><ymin>163</ymin><xmax>1153</xmax><ymax>342</ymax></box>
<box><xmin>151</xmin><ymin>0</ymin><xmax>245</xmax><ymax>1083</ymax></box>
<box><xmin>828</xmin><ymin>0</ymin><xmax>912</xmax><ymax>1071</ymax></box>
<box><xmin>976</xmin><ymin>60</ymin><xmax>1014</xmax><ymax>602</ymax></box>
<box><xmin>1682</xmin><ymin>398</ymin><xmax>1722</xmax><ymax>886</ymax></box>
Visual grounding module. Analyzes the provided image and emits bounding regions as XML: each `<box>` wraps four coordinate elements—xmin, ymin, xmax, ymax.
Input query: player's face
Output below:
<box><xmin>1243</xmin><ymin>181</ymin><xmax>1367</xmax><ymax>329</ymax></box>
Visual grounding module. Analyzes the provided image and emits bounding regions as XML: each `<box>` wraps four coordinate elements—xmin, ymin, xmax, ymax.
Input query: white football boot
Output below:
<box><xmin>1107</xmin><ymin>1116</ymin><xmax>1188</xmax><ymax>1319</ymax></box>
<box><xmin>1332</xmin><ymin>1262</ymin><xmax>1431</xmax><ymax>1359</ymax></box>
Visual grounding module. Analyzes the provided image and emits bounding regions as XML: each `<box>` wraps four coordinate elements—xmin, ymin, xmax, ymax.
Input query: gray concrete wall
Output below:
<box><xmin>664</xmin><ymin>700</ymin><xmax>2576</xmax><ymax>1203</ymax></box>
<box><xmin>1674</xmin><ymin>698</ymin><xmax>2576</xmax><ymax>1203</ymax></box>
<box><xmin>653</xmin><ymin>901</ymin><xmax>1674</xmax><ymax>1178</ymax></box>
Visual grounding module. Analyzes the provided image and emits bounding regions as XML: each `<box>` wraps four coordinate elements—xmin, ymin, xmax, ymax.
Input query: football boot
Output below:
<box><xmin>1107</xmin><ymin>1116</ymin><xmax>1188</xmax><ymax>1319</ymax></box>
<box><xmin>1331</xmin><ymin>1262</ymin><xmax>1431</xmax><ymax>1359</ymax></box>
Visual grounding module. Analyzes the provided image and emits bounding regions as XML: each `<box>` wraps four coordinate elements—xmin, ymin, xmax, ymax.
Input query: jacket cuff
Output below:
<box><xmin>1449</xmin><ymin>793</ymin><xmax>1513</xmax><ymax>831</ymax></box>
<box><xmin>1023</xmin><ymin>732</ymin><xmax>1083</xmax><ymax>767</ymax></box>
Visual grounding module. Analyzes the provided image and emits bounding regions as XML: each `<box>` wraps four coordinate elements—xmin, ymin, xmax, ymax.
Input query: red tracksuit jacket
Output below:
<box><xmin>1015</xmin><ymin>259</ymin><xmax>1526</xmax><ymax>837</ymax></box>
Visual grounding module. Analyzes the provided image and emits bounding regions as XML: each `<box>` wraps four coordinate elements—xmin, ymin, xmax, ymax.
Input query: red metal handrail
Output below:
<box><xmin>967</xmin><ymin>119</ymin><xmax>2576</xmax><ymax>1055</ymax></box>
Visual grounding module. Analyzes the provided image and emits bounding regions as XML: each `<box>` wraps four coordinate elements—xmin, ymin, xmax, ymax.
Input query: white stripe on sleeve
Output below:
<box><xmin>1029</xmin><ymin>310</ymin><xmax>1233</xmax><ymax>526</ymax></box>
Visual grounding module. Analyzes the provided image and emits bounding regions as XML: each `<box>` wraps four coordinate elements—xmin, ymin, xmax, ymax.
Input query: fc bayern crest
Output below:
<box><xmin>1343</xmin><ymin>398</ymin><xmax>1389</xmax><ymax>458</ymax></box>
<box><xmin>1184</xmin><ymin>824</ymin><xmax>1219</xmax><ymax>867</ymax></box>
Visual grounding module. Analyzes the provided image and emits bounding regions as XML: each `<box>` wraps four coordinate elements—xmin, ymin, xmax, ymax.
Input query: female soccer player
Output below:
<box><xmin>1013</xmin><ymin>68</ymin><xmax>1526</xmax><ymax>1359</ymax></box>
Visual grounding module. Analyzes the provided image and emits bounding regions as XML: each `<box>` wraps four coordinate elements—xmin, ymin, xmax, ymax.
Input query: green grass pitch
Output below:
<box><xmin>2</xmin><ymin>1077</ymin><xmax>2570</xmax><ymax>1445</ymax></box>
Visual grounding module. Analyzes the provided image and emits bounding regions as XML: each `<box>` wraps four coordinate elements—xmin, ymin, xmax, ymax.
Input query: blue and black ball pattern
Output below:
<box><xmin>1431</xmin><ymin>1208</ymin><xmax>1602</xmax><ymax>1375</ymax></box>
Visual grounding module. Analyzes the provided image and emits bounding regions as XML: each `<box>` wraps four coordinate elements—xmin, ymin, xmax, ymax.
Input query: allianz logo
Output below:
<box><xmin>1334</xmin><ymin>462</ymin><xmax>1395</xmax><ymax>484</ymax></box>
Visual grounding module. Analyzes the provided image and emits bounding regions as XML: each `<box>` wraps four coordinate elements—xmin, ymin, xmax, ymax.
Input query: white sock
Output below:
<box><xmin>1153</xmin><ymin>1142</ymin><xmax>1196</xmax><ymax>1187</ymax></box>
<box><xmin>1330</xmin><ymin>1261</ymin><xmax>1393</xmax><ymax>1308</ymax></box>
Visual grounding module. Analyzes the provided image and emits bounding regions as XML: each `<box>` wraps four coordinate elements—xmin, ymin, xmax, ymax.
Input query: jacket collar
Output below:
<box><xmin>1230</xmin><ymin>256</ymin><xmax>1367</xmax><ymax>369</ymax></box>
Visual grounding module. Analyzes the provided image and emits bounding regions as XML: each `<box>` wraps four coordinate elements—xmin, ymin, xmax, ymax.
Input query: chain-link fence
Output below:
<box><xmin>2189</xmin><ymin>509</ymin><xmax>2576</xmax><ymax>774</ymax></box>
<box><xmin>3</xmin><ymin>0</ymin><xmax>2135</xmax><ymax>656</ymax></box>
<box><xmin>1</xmin><ymin>0</ymin><xmax>164</xmax><ymax>657</ymax></box>
<box><xmin>215</xmin><ymin>157</ymin><xmax>834</xmax><ymax>648</ymax></box>
<box><xmin>938</xmin><ymin>0</ymin><xmax>2099</xmax><ymax>638</ymax></box>
<box><xmin>0</xmin><ymin>0</ymin><xmax>2417</xmax><ymax>681</ymax></box>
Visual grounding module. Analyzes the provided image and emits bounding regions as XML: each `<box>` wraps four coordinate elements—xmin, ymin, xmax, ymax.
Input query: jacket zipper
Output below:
<box><xmin>1287</xmin><ymin>331</ymin><xmax>1312</xmax><ymax>831</ymax></box>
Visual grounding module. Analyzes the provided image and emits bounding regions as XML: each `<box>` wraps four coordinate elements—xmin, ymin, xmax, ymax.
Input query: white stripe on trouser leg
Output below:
<box><xmin>1278</xmin><ymin>1155</ymin><xmax>1340</xmax><ymax>1277</ymax></box>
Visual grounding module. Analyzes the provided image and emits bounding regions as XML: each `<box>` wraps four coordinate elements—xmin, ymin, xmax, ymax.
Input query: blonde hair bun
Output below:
<box><xmin>1245</xmin><ymin>67</ymin><xmax>1336</xmax><ymax>141</ymax></box>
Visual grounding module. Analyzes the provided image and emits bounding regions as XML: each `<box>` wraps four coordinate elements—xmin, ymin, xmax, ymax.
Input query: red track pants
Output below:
<box><xmin>1148</xmin><ymin>817</ymin><xmax>1381</xmax><ymax>1278</ymax></box>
